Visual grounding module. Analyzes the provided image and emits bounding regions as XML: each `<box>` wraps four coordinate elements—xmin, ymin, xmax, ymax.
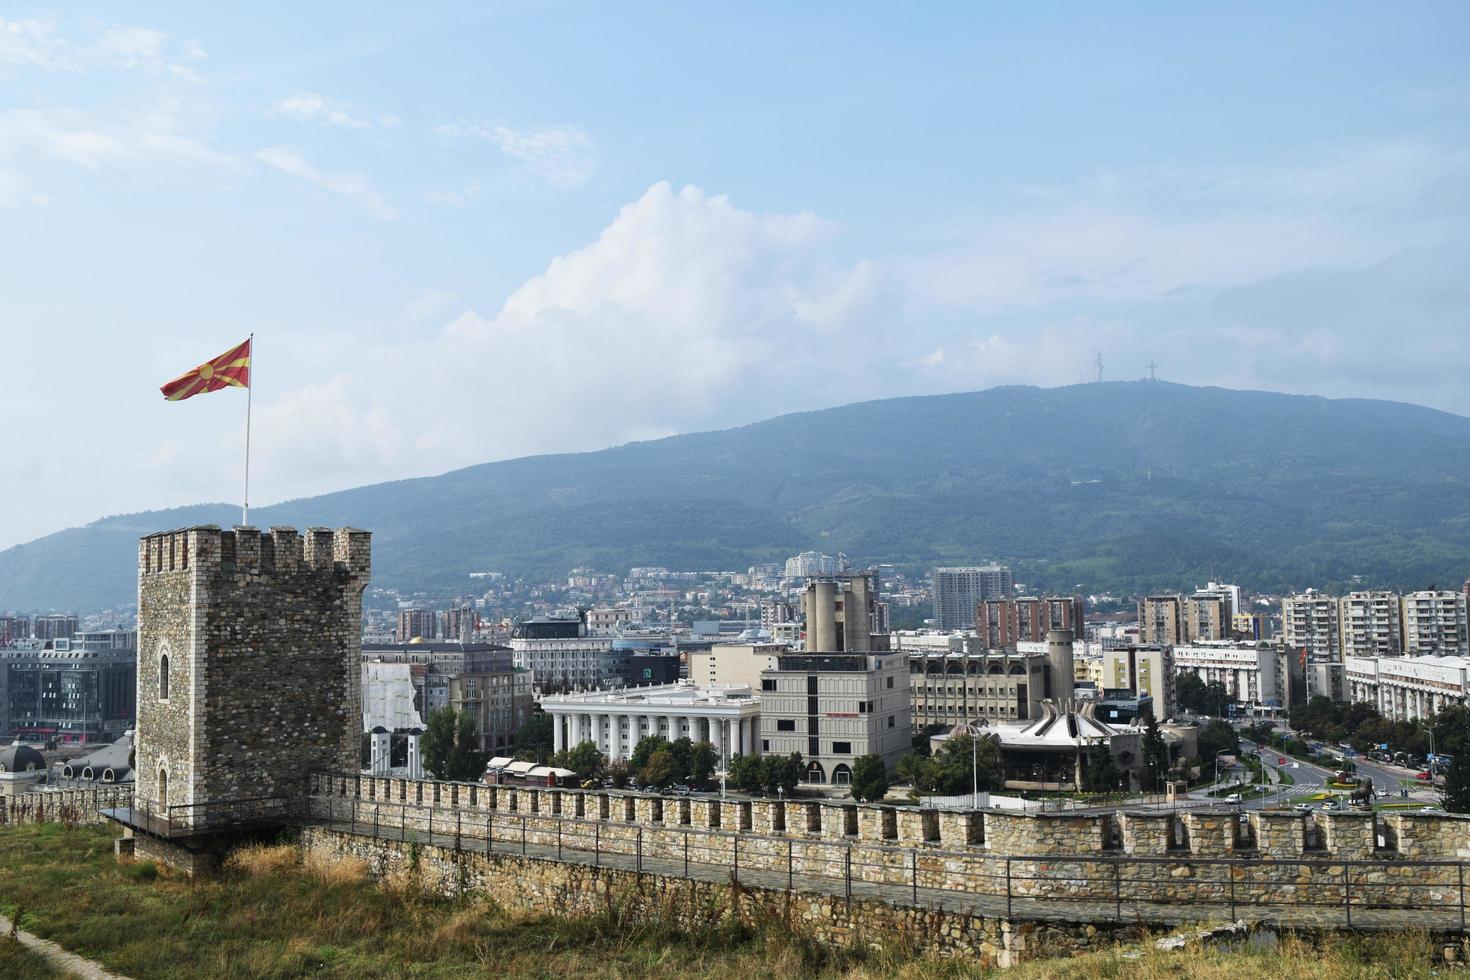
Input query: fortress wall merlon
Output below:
<box><xmin>306</xmin><ymin>527</ymin><xmax>335</xmax><ymax>571</ymax></box>
<box><xmin>306</xmin><ymin>775</ymin><xmax>1470</xmax><ymax>864</ymax></box>
<box><xmin>270</xmin><ymin>527</ymin><xmax>302</xmax><ymax>571</ymax></box>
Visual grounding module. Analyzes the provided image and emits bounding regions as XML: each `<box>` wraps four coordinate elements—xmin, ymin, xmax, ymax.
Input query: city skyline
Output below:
<box><xmin>2</xmin><ymin>2</ymin><xmax>1468</xmax><ymax>550</ymax></box>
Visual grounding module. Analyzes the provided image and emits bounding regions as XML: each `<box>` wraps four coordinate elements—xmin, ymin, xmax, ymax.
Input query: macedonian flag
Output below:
<box><xmin>160</xmin><ymin>338</ymin><xmax>251</xmax><ymax>401</ymax></box>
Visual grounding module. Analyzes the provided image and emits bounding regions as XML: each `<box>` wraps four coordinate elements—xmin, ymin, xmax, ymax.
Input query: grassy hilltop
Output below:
<box><xmin>0</xmin><ymin>823</ymin><xmax>1452</xmax><ymax>978</ymax></box>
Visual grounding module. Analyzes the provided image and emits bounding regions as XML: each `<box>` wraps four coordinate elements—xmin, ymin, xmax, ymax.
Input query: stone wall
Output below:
<box><xmin>136</xmin><ymin>526</ymin><xmax>370</xmax><ymax>822</ymax></box>
<box><xmin>308</xmin><ymin>773</ymin><xmax>1470</xmax><ymax>921</ymax></box>
<box><xmin>0</xmin><ymin>787</ymin><xmax>131</xmax><ymax>828</ymax></box>
<box><xmin>301</xmin><ymin>825</ymin><xmax>1144</xmax><ymax>967</ymax></box>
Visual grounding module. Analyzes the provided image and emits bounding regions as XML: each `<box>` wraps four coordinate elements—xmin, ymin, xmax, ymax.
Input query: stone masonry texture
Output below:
<box><xmin>135</xmin><ymin>526</ymin><xmax>369</xmax><ymax>823</ymax></box>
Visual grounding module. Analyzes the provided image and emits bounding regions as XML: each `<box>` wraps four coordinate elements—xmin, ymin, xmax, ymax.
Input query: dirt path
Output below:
<box><xmin>0</xmin><ymin>913</ymin><xmax>132</xmax><ymax>980</ymax></box>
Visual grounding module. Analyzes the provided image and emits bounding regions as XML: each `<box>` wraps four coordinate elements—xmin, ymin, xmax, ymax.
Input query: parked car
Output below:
<box><xmin>1417</xmin><ymin>771</ymin><xmax>1433</xmax><ymax>780</ymax></box>
<box><xmin>1293</xmin><ymin>802</ymin><xmax>1313</xmax><ymax>812</ymax></box>
<box><xmin>1224</xmin><ymin>793</ymin><xmax>1241</xmax><ymax>804</ymax></box>
<box><xmin>1321</xmin><ymin>799</ymin><xmax>1340</xmax><ymax>811</ymax></box>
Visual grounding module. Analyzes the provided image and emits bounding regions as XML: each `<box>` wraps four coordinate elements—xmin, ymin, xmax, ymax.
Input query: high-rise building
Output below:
<box><xmin>1339</xmin><ymin>591</ymin><xmax>1404</xmax><ymax>658</ymax></box>
<box><xmin>1281</xmin><ymin>592</ymin><xmax>1341</xmax><ymax>663</ymax></box>
<box><xmin>442</xmin><ymin>606</ymin><xmax>477</xmax><ymax>643</ymax></box>
<box><xmin>397</xmin><ymin>608</ymin><xmax>437</xmax><ymax>642</ymax></box>
<box><xmin>783</xmin><ymin>551</ymin><xmax>846</xmax><ymax>579</ymax></box>
<box><xmin>1137</xmin><ymin>595</ymin><xmax>1184</xmax><ymax>646</ymax></box>
<box><xmin>932</xmin><ymin>565</ymin><xmax>1012</xmax><ymax>630</ymax></box>
<box><xmin>1402</xmin><ymin>591</ymin><xmax>1469</xmax><ymax>657</ymax></box>
<box><xmin>31</xmin><ymin>615</ymin><xmax>78</xmax><ymax>642</ymax></box>
<box><xmin>1184</xmin><ymin>590</ymin><xmax>1233</xmax><ymax>642</ymax></box>
<box><xmin>975</xmin><ymin>596</ymin><xmax>1085</xmax><ymax>648</ymax></box>
<box><xmin>0</xmin><ymin>616</ymin><xmax>28</xmax><ymax>644</ymax></box>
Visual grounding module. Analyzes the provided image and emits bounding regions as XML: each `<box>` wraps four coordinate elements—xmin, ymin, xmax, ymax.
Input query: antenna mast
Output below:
<box><xmin>1094</xmin><ymin>351</ymin><xmax>1104</xmax><ymax>383</ymax></box>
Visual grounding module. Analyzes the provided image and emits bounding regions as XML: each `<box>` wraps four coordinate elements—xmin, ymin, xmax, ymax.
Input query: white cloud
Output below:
<box><xmin>0</xmin><ymin>16</ymin><xmax>199</xmax><ymax>76</ymax></box>
<box><xmin>435</xmin><ymin>121</ymin><xmax>597</xmax><ymax>189</ymax></box>
<box><xmin>250</xmin><ymin>181</ymin><xmax>900</xmax><ymax>488</ymax></box>
<box><xmin>274</xmin><ymin>92</ymin><xmax>395</xmax><ymax>132</ymax></box>
<box><xmin>254</xmin><ymin>146</ymin><xmax>399</xmax><ymax>219</ymax></box>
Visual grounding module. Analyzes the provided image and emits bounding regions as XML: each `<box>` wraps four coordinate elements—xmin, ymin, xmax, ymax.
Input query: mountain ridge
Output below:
<box><xmin>6</xmin><ymin>380</ymin><xmax>1470</xmax><ymax>612</ymax></box>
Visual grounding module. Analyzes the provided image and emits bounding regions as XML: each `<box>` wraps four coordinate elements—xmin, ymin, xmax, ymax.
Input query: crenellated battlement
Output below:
<box><xmin>138</xmin><ymin>525</ymin><xmax>370</xmax><ymax>581</ymax></box>
<box><xmin>308</xmin><ymin>772</ymin><xmax>1470</xmax><ymax>862</ymax></box>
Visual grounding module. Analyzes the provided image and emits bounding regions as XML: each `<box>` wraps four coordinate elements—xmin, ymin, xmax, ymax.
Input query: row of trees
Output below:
<box><xmin>1288</xmin><ymin>695</ymin><xmax>1470</xmax><ymax>760</ymax></box>
<box><xmin>551</xmin><ymin>735</ymin><xmax>720</xmax><ymax>790</ymax></box>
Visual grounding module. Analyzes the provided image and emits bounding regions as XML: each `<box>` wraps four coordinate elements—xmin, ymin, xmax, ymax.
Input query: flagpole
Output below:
<box><xmin>243</xmin><ymin>333</ymin><xmax>253</xmax><ymax>526</ymax></box>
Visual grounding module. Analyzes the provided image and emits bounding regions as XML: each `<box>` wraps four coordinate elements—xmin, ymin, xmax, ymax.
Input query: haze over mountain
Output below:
<box><xmin>5</xmin><ymin>380</ymin><xmax>1470</xmax><ymax>613</ymax></box>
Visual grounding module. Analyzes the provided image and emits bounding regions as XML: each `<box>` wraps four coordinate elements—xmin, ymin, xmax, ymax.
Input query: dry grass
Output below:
<box><xmin>0</xmin><ymin>824</ymin><xmax>1459</xmax><ymax>979</ymax></box>
<box><xmin>222</xmin><ymin>843</ymin><xmax>299</xmax><ymax>877</ymax></box>
<box><xmin>301</xmin><ymin>849</ymin><xmax>370</xmax><ymax>886</ymax></box>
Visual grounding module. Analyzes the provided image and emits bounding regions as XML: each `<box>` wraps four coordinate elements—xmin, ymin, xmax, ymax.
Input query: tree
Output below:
<box><xmin>607</xmin><ymin>759</ymin><xmax>631</xmax><ymax>788</ymax></box>
<box><xmin>420</xmin><ymin>707</ymin><xmax>484</xmax><ymax>782</ymax></box>
<box><xmin>1197</xmin><ymin>719</ymin><xmax>1239</xmax><ymax>766</ymax></box>
<box><xmin>1138</xmin><ymin>710</ymin><xmax>1170</xmax><ymax>791</ymax></box>
<box><xmin>512</xmin><ymin>713</ymin><xmax>554</xmax><ymax>762</ymax></box>
<box><xmin>420</xmin><ymin>707</ymin><xmax>457</xmax><ymax>780</ymax></box>
<box><xmin>895</xmin><ymin>752</ymin><xmax>934</xmax><ymax>794</ymax></box>
<box><xmin>1175</xmin><ymin>672</ymin><xmax>1208</xmax><ymax>714</ymax></box>
<box><xmin>849</xmin><ymin>754</ymin><xmax>889</xmax><ymax>802</ymax></box>
<box><xmin>641</xmin><ymin>746</ymin><xmax>681</xmax><ymax>788</ymax></box>
<box><xmin>1444</xmin><ymin>751</ymin><xmax>1470</xmax><ymax>814</ymax></box>
<box><xmin>688</xmin><ymin>741</ymin><xmax>718</xmax><ymax>788</ymax></box>
<box><xmin>729</xmin><ymin>753</ymin><xmax>763</xmax><ymax>793</ymax></box>
<box><xmin>552</xmin><ymin>740</ymin><xmax>606</xmax><ymax>783</ymax></box>
<box><xmin>1084</xmin><ymin>743</ymin><xmax>1122</xmax><ymax>793</ymax></box>
<box><xmin>629</xmin><ymin>735</ymin><xmax>665</xmax><ymax>774</ymax></box>
<box><xmin>928</xmin><ymin>735</ymin><xmax>1004</xmax><ymax>796</ymax></box>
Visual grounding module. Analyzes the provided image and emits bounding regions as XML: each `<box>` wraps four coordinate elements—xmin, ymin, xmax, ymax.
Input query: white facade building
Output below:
<box><xmin>1402</xmin><ymin>591</ymin><xmax>1469</xmax><ymax>657</ymax></box>
<box><xmin>509</xmin><ymin>635</ymin><xmax>617</xmax><ymax>691</ymax></box>
<box><xmin>1282</xmin><ymin>592</ymin><xmax>1342</xmax><ymax>662</ymax></box>
<box><xmin>1347</xmin><ymin>655</ymin><xmax>1470</xmax><ymax>723</ymax></box>
<box><xmin>540</xmin><ymin>683</ymin><xmax>761</xmax><ymax>766</ymax></box>
<box><xmin>1172</xmin><ymin>642</ymin><xmax>1281</xmax><ymax>707</ymax></box>
<box><xmin>1340</xmin><ymin>591</ymin><xmax>1404</xmax><ymax>658</ymax></box>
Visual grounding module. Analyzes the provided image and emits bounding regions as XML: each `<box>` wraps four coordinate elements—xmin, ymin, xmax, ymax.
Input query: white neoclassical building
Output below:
<box><xmin>540</xmin><ymin>683</ymin><xmax>761</xmax><ymax>765</ymax></box>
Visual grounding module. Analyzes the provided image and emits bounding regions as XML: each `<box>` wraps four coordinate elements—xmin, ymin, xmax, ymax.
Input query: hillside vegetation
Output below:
<box><xmin>5</xmin><ymin>381</ymin><xmax>1470</xmax><ymax>610</ymax></box>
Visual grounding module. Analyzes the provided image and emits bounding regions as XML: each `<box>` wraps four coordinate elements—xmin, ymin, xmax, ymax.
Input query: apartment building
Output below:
<box><xmin>1339</xmin><ymin>591</ymin><xmax>1403</xmax><ymax>658</ymax></box>
<box><xmin>1281</xmin><ymin>592</ymin><xmax>1342</xmax><ymax>663</ymax></box>
<box><xmin>1183</xmin><ymin>590</ymin><xmax>1232</xmax><ymax>642</ymax></box>
<box><xmin>974</xmin><ymin>595</ymin><xmax>1085</xmax><ymax>648</ymax></box>
<box><xmin>446</xmin><ymin>647</ymin><xmax>533</xmax><ymax>754</ymax></box>
<box><xmin>932</xmin><ymin>565</ymin><xmax>1013</xmax><ymax>630</ymax></box>
<box><xmin>1172</xmin><ymin>642</ymin><xmax>1281</xmax><ymax>708</ymax></box>
<box><xmin>1136</xmin><ymin>595</ymin><xmax>1184</xmax><ymax>646</ymax></box>
<box><xmin>1102</xmin><ymin>646</ymin><xmax>1175</xmax><ymax>719</ymax></box>
<box><xmin>1347</xmin><ymin>655</ymin><xmax>1470</xmax><ymax>723</ymax></box>
<box><xmin>908</xmin><ymin>631</ymin><xmax>1076</xmax><ymax>729</ymax></box>
<box><xmin>1402</xmin><ymin>591</ymin><xmax>1469</xmax><ymax>657</ymax></box>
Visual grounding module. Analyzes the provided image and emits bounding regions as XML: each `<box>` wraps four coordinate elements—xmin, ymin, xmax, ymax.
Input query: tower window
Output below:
<box><xmin>159</xmin><ymin>653</ymin><xmax>170</xmax><ymax>700</ymax></box>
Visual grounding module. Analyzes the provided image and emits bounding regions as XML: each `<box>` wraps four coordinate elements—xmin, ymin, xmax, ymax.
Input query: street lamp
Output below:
<box><xmin>1214</xmin><ymin>748</ymin><xmax>1232</xmax><ymax>793</ymax></box>
<box><xmin>955</xmin><ymin>720</ymin><xmax>987</xmax><ymax>809</ymax></box>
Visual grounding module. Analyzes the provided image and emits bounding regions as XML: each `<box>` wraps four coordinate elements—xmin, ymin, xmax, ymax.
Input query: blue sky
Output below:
<box><xmin>1</xmin><ymin>1</ymin><xmax>1467</xmax><ymax>550</ymax></box>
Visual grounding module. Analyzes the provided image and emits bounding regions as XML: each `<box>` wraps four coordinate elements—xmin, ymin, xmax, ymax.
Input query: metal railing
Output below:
<box><xmin>103</xmin><ymin>795</ymin><xmax>295</xmax><ymax>838</ymax></box>
<box><xmin>306</xmin><ymin>793</ymin><xmax>1470</xmax><ymax>932</ymax></box>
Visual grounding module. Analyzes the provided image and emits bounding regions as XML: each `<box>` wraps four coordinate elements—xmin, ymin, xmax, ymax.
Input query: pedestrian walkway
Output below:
<box><xmin>1</xmin><ymin>913</ymin><xmax>132</xmax><ymax>980</ymax></box>
<box><xmin>305</xmin><ymin>814</ymin><xmax>1466</xmax><ymax>934</ymax></box>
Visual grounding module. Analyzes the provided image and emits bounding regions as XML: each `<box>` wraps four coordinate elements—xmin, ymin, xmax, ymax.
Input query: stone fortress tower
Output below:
<box><xmin>133</xmin><ymin>525</ymin><xmax>369</xmax><ymax>827</ymax></box>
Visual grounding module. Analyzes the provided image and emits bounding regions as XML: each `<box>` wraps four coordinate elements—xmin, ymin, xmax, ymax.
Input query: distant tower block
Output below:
<box><xmin>133</xmin><ymin>525</ymin><xmax>371</xmax><ymax>829</ymax></box>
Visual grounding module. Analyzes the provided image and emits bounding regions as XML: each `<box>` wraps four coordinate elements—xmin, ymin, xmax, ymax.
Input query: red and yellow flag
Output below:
<box><xmin>160</xmin><ymin>338</ymin><xmax>251</xmax><ymax>401</ymax></box>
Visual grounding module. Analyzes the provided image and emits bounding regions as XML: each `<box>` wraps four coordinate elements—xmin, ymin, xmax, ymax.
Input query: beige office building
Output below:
<box><xmin>1137</xmin><ymin>596</ymin><xmax>1184</xmax><ymax>646</ymax></box>
<box><xmin>688</xmin><ymin>642</ymin><xmax>785</xmax><ymax>689</ymax></box>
